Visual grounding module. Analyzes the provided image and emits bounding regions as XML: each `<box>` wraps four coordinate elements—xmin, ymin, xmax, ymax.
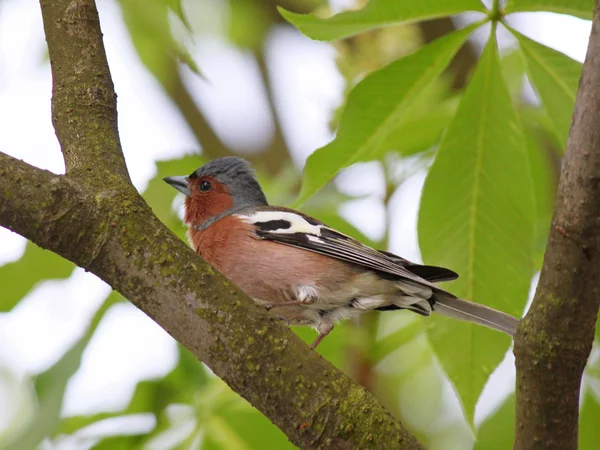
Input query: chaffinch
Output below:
<box><xmin>164</xmin><ymin>157</ymin><xmax>519</xmax><ymax>349</ymax></box>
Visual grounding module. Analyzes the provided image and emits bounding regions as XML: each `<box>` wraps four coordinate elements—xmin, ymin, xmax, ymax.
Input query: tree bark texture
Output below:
<box><xmin>0</xmin><ymin>1</ymin><xmax>425</xmax><ymax>449</ymax></box>
<box><xmin>514</xmin><ymin>2</ymin><xmax>600</xmax><ymax>449</ymax></box>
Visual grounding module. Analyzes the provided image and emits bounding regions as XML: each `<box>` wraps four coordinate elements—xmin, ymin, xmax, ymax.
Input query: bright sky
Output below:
<box><xmin>0</xmin><ymin>0</ymin><xmax>592</xmax><ymax>443</ymax></box>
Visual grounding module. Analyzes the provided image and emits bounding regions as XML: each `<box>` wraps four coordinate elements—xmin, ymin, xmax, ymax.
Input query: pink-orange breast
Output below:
<box><xmin>188</xmin><ymin>215</ymin><xmax>358</xmax><ymax>304</ymax></box>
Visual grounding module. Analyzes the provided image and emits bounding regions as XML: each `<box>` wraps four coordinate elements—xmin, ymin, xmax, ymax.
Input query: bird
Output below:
<box><xmin>164</xmin><ymin>156</ymin><xmax>519</xmax><ymax>349</ymax></box>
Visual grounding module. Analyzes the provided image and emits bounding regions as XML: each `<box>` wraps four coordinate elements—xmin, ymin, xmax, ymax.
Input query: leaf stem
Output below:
<box><xmin>490</xmin><ymin>0</ymin><xmax>503</xmax><ymax>21</ymax></box>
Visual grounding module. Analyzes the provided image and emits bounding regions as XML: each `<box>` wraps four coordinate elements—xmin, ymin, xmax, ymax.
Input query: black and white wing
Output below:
<box><xmin>236</xmin><ymin>208</ymin><xmax>521</xmax><ymax>336</ymax></box>
<box><xmin>377</xmin><ymin>250</ymin><xmax>458</xmax><ymax>283</ymax></box>
<box><xmin>236</xmin><ymin>207</ymin><xmax>457</xmax><ymax>287</ymax></box>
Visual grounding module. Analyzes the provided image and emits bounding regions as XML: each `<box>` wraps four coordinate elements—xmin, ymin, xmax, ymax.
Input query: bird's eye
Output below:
<box><xmin>198</xmin><ymin>180</ymin><xmax>212</xmax><ymax>192</ymax></box>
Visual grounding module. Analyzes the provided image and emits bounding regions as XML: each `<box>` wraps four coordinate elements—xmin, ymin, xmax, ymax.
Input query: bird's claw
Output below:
<box><xmin>274</xmin><ymin>315</ymin><xmax>291</xmax><ymax>326</ymax></box>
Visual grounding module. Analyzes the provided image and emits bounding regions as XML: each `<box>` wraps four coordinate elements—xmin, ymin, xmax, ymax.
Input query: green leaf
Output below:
<box><xmin>228</xmin><ymin>0</ymin><xmax>271</xmax><ymax>50</ymax></box>
<box><xmin>474</xmin><ymin>394</ymin><xmax>515</xmax><ymax>450</ymax></box>
<box><xmin>374</xmin><ymin>95</ymin><xmax>458</xmax><ymax>159</ymax></box>
<box><xmin>5</xmin><ymin>292</ymin><xmax>123</xmax><ymax>450</ymax></box>
<box><xmin>91</xmin><ymin>437</ymin><xmax>137</xmax><ymax>450</ymax></box>
<box><xmin>122</xmin><ymin>345</ymin><xmax>208</xmax><ymax>417</ymax></box>
<box><xmin>208</xmin><ymin>407</ymin><xmax>295</xmax><ymax>450</ymax></box>
<box><xmin>294</xmin><ymin>23</ymin><xmax>480</xmax><ymax>207</ymax></box>
<box><xmin>118</xmin><ymin>0</ymin><xmax>202</xmax><ymax>81</ymax></box>
<box><xmin>500</xmin><ymin>48</ymin><xmax>526</xmax><ymax>99</ymax></box>
<box><xmin>373</xmin><ymin>325</ymin><xmax>472</xmax><ymax>448</ymax></box>
<box><xmin>372</xmin><ymin>319</ymin><xmax>423</xmax><ymax>362</ymax></box>
<box><xmin>56</xmin><ymin>412</ymin><xmax>130</xmax><ymax>437</ymax></box>
<box><xmin>511</xmin><ymin>29</ymin><xmax>582</xmax><ymax>149</ymax></box>
<box><xmin>418</xmin><ymin>32</ymin><xmax>535</xmax><ymax>422</ymax></box>
<box><xmin>58</xmin><ymin>346</ymin><xmax>209</xmax><ymax>447</ymax></box>
<box><xmin>166</xmin><ymin>0</ymin><xmax>192</xmax><ymax>31</ymax></box>
<box><xmin>279</xmin><ymin>0</ymin><xmax>485</xmax><ymax>41</ymax></box>
<box><xmin>580</xmin><ymin>386</ymin><xmax>600</xmax><ymax>450</ymax></box>
<box><xmin>0</xmin><ymin>242</ymin><xmax>74</xmax><ymax>311</ymax></box>
<box><xmin>361</xmin><ymin>77</ymin><xmax>457</xmax><ymax>160</ymax></box>
<box><xmin>504</xmin><ymin>0</ymin><xmax>593</xmax><ymax>20</ymax></box>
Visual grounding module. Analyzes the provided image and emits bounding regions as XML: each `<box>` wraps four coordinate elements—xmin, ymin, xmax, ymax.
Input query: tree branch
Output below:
<box><xmin>40</xmin><ymin>0</ymin><xmax>129</xmax><ymax>183</ymax></box>
<box><xmin>0</xmin><ymin>0</ymin><xmax>427</xmax><ymax>447</ymax></box>
<box><xmin>514</xmin><ymin>3</ymin><xmax>600</xmax><ymax>448</ymax></box>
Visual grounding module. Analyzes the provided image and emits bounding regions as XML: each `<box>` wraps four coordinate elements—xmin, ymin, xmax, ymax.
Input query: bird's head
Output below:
<box><xmin>163</xmin><ymin>156</ymin><xmax>268</xmax><ymax>229</ymax></box>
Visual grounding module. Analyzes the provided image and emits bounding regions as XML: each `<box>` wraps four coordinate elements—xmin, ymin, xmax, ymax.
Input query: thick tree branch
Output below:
<box><xmin>40</xmin><ymin>0</ymin><xmax>129</xmax><ymax>183</ymax></box>
<box><xmin>0</xmin><ymin>0</ymin><xmax>427</xmax><ymax>447</ymax></box>
<box><xmin>514</xmin><ymin>3</ymin><xmax>600</xmax><ymax>449</ymax></box>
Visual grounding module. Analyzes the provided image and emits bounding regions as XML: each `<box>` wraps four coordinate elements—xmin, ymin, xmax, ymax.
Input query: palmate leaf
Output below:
<box><xmin>418</xmin><ymin>32</ymin><xmax>535</xmax><ymax>422</ymax></box>
<box><xmin>504</xmin><ymin>0</ymin><xmax>593</xmax><ymax>20</ymax></box>
<box><xmin>294</xmin><ymin>23</ymin><xmax>481</xmax><ymax>207</ymax></box>
<box><xmin>280</xmin><ymin>0</ymin><xmax>485</xmax><ymax>41</ymax></box>
<box><xmin>510</xmin><ymin>28</ymin><xmax>582</xmax><ymax>149</ymax></box>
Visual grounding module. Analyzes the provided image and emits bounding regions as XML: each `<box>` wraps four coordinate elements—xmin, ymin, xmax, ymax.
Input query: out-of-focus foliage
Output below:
<box><xmin>504</xmin><ymin>0</ymin><xmax>593</xmax><ymax>20</ymax></box>
<box><xmin>294</xmin><ymin>23</ymin><xmax>478</xmax><ymax>207</ymax></box>
<box><xmin>580</xmin><ymin>383</ymin><xmax>600</xmax><ymax>450</ymax></box>
<box><xmin>4</xmin><ymin>293</ymin><xmax>123</xmax><ymax>450</ymax></box>
<box><xmin>280</xmin><ymin>0</ymin><xmax>485</xmax><ymax>41</ymax></box>
<box><xmin>2</xmin><ymin>0</ymin><xmax>599</xmax><ymax>448</ymax></box>
<box><xmin>475</xmin><ymin>394</ymin><xmax>515</xmax><ymax>450</ymax></box>
<box><xmin>0</xmin><ymin>244</ymin><xmax>73</xmax><ymax>312</ymax></box>
<box><xmin>118</xmin><ymin>0</ymin><xmax>202</xmax><ymax>81</ymax></box>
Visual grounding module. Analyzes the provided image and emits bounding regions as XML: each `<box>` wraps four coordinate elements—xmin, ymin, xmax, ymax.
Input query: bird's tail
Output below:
<box><xmin>433</xmin><ymin>294</ymin><xmax>519</xmax><ymax>336</ymax></box>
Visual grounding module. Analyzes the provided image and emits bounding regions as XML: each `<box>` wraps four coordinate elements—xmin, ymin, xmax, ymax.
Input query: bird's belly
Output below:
<box><xmin>251</xmin><ymin>299</ymin><xmax>365</xmax><ymax>329</ymax></box>
<box><xmin>196</xmin><ymin>229</ymin><xmax>399</xmax><ymax>326</ymax></box>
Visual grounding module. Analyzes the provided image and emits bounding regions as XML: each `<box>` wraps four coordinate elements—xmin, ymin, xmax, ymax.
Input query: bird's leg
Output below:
<box><xmin>264</xmin><ymin>299</ymin><xmax>306</xmax><ymax>311</ymax></box>
<box><xmin>311</xmin><ymin>323</ymin><xmax>334</xmax><ymax>350</ymax></box>
<box><xmin>273</xmin><ymin>314</ymin><xmax>291</xmax><ymax>326</ymax></box>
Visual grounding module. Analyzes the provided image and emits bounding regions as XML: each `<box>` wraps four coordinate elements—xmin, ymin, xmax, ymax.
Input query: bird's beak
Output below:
<box><xmin>163</xmin><ymin>176</ymin><xmax>191</xmax><ymax>196</ymax></box>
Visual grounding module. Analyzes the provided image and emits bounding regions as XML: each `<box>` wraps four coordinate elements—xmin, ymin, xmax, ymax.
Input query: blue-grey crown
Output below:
<box><xmin>191</xmin><ymin>157</ymin><xmax>268</xmax><ymax>209</ymax></box>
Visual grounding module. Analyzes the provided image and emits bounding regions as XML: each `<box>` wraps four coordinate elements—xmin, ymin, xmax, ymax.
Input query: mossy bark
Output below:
<box><xmin>0</xmin><ymin>0</ymin><xmax>425</xmax><ymax>448</ymax></box>
<box><xmin>514</xmin><ymin>2</ymin><xmax>600</xmax><ymax>448</ymax></box>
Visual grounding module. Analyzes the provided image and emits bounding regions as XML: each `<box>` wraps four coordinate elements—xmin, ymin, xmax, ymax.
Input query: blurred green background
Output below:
<box><xmin>1</xmin><ymin>0</ymin><xmax>599</xmax><ymax>448</ymax></box>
